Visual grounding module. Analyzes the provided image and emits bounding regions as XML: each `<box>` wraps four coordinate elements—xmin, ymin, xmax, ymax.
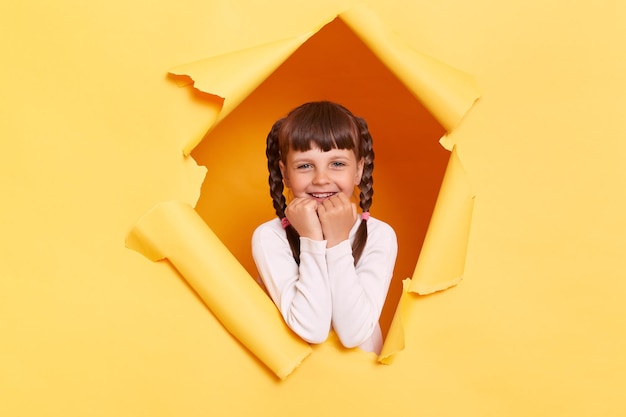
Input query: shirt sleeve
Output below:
<box><xmin>326</xmin><ymin>220</ymin><xmax>397</xmax><ymax>348</ymax></box>
<box><xmin>252</xmin><ymin>222</ymin><xmax>332</xmax><ymax>344</ymax></box>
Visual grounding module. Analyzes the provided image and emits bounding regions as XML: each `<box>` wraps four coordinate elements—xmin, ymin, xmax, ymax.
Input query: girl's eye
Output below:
<box><xmin>331</xmin><ymin>161</ymin><xmax>346</xmax><ymax>168</ymax></box>
<box><xmin>296</xmin><ymin>163</ymin><xmax>312</xmax><ymax>170</ymax></box>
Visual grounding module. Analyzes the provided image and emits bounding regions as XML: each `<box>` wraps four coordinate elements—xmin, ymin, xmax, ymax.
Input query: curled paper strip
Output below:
<box><xmin>410</xmin><ymin>146</ymin><xmax>475</xmax><ymax>295</ymax></box>
<box><xmin>126</xmin><ymin>201</ymin><xmax>312</xmax><ymax>379</ymax></box>
<box><xmin>339</xmin><ymin>6</ymin><xmax>480</xmax><ymax>133</ymax></box>
<box><xmin>379</xmin><ymin>147</ymin><xmax>475</xmax><ymax>361</ymax></box>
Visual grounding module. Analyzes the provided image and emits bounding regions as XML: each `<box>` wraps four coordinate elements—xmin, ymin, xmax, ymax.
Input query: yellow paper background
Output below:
<box><xmin>2</xmin><ymin>1</ymin><xmax>626</xmax><ymax>416</ymax></box>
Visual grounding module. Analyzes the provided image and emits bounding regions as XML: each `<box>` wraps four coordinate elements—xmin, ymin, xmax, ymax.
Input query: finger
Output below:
<box><xmin>289</xmin><ymin>197</ymin><xmax>307</xmax><ymax>208</ymax></box>
<box><xmin>334</xmin><ymin>193</ymin><xmax>354</xmax><ymax>211</ymax></box>
<box><xmin>303</xmin><ymin>198</ymin><xmax>319</xmax><ymax>211</ymax></box>
<box><xmin>330</xmin><ymin>193</ymin><xmax>349</xmax><ymax>209</ymax></box>
<box><xmin>321</xmin><ymin>196</ymin><xmax>336</xmax><ymax>211</ymax></box>
<box><xmin>289</xmin><ymin>198</ymin><xmax>313</xmax><ymax>212</ymax></box>
<box><xmin>316</xmin><ymin>205</ymin><xmax>324</xmax><ymax>218</ymax></box>
<box><xmin>335</xmin><ymin>192</ymin><xmax>350</xmax><ymax>204</ymax></box>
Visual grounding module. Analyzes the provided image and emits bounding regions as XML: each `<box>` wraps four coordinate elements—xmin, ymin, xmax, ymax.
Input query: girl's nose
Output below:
<box><xmin>312</xmin><ymin>169</ymin><xmax>330</xmax><ymax>184</ymax></box>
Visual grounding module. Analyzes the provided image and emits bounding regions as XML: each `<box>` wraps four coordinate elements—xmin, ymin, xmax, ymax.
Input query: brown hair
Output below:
<box><xmin>265</xmin><ymin>101</ymin><xmax>374</xmax><ymax>265</ymax></box>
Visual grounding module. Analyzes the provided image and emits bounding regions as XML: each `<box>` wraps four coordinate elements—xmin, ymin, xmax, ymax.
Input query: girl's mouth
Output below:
<box><xmin>309</xmin><ymin>192</ymin><xmax>337</xmax><ymax>199</ymax></box>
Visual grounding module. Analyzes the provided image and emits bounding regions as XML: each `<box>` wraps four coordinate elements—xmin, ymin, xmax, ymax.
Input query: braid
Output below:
<box><xmin>356</xmin><ymin>117</ymin><xmax>374</xmax><ymax>213</ymax></box>
<box><xmin>351</xmin><ymin>116</ymin><xmax>374</xmax><ymax>265</ymax></box>
<box><xmin>266</xmin><ymin>119</ymin><xmax>286</xmax><ymax>218</ymax></box>
<box><xmin>266</xmin><ymin>118</ymin><xmax>301</xmax><ymax>264</ymax></box>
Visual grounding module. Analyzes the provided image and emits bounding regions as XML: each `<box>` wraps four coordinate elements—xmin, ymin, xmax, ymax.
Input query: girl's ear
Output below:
<box><xmin>279</xmin><ymin>160</ymin><xmax>291</xmax><ymax>188</ymax></box>
<box><xmin>354</xmin><ymin>157</ymin><xmax>365</xmax><ymax>185</ymax></box>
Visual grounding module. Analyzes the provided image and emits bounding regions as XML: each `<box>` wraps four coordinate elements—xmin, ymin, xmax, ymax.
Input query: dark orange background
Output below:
<box><xmin>191</xmin><ymin>19</ymin><xmax>448</xmax><ymax>333</ymax></box>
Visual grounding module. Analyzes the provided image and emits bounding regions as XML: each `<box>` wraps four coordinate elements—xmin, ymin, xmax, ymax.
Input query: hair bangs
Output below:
<box><xmin>278</xmin><ymin>101</ymin><xmax>360</xmax><ymax>159</ymax></box>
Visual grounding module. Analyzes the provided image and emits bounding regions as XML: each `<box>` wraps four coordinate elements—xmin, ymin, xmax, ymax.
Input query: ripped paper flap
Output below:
<box><xmin>126</xmin><ymin>201</ymin><xmax>312</xmax><ymax>380</ymax></box>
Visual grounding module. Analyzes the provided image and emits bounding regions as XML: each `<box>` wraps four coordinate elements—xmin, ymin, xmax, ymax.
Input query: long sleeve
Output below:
<box><xmin>326</xmin><ymin>218</ymin><xmax>397</xmax><ymax>350</ymax></box>
<box><xmin>252</xmin><ymin>220</ymin><xmax>332</xmax><ymax>343</ymax></box>
<box><xmin>252</xmin><ymin>217</ymin><xmax>397</xmax><ymax>353</ymax></box>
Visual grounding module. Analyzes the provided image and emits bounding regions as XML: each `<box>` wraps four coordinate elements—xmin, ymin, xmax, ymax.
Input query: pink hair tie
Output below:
<box><xmin>361</xmin><ymin>212</ymin><xmax>370</xmax><ymax>221</ymax></box>
<box><xmin>280</xmin><ymin>217</ymin><xmax>291</xmax><ymax>229</ymax></box>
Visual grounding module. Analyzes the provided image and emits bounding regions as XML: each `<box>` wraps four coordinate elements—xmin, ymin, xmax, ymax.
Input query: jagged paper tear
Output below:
<box><xmin>127</xmin><ymin>3</ymin><xmax>479</xmax><ymax>376</ymax></box>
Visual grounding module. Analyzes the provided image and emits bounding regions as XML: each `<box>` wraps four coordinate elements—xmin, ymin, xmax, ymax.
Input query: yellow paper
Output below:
<box><xmin>339</xmin><ymin>5</ymin><xmax>480</xmax><ymax>133</ymax></box>
<box><xmin>170</xmin><ymin>33</ymin><xmax>316</xmax><ymax>154</ymax></box>
<box><xmin>379</xmin><ymin>147</ymin><xmax>474</xmax><ymax>360</ymax></box>
<box><xmin>5</xmin><ymin>0</ymin><xmax>625</xmax><ymax>415</ymax></box>
<box><xmin>378</xmin><ymin>278</ymin><xmax>412</xmax><ymax>363</ymax></box>
<box><xmin>126</xmin><ymin>201</ymin><xmax>311</xmax><ymax>379</ymax></box>
<box><xmin>409</xmin><ymin>146</ymin><xmax>475</xmax><ymax>294</ymax></box>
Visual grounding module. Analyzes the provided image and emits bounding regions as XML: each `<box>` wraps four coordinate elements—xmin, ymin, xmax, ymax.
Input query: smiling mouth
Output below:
<box><xmin>309</xmin><ymin>192</ymin><xmax>337</xmax><ymax>199</ymax></box>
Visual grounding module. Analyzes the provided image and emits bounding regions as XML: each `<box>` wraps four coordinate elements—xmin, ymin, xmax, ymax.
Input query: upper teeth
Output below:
<box><xmin>312</xmin><ymin>193</ymin><xmax>334</xmax><ymax>198</ymax></box>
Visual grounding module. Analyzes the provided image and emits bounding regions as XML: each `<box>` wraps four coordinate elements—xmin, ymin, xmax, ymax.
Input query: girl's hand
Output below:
<box><xmin>317</xmin><ymin>193</ymin><xmax>357</xmax><ymax>248</ymax></box>
<box><xmin>285</xmin><ymin>197</ymin><xmax>323</xmax><ymax>241</ymax></box>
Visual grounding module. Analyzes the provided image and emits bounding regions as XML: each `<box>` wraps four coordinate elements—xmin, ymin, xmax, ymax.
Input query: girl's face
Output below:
<box><xmin>279</xmin><ymin>145</ymin><xmax>364</xmax><ymax>203</ymax></box>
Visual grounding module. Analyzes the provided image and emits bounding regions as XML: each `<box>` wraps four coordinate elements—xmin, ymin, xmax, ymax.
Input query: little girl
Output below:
<box><xmin>252</xmin><ymin>101</ymin><xmax>397</xmax><ymax>354</ymax></box>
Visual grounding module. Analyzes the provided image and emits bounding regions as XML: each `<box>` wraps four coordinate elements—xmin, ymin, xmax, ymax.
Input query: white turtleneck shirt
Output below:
<box><xmin>252</xmin><ymin>216</ymin><xmax>397</xmax><ymax>354</ymax></box>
